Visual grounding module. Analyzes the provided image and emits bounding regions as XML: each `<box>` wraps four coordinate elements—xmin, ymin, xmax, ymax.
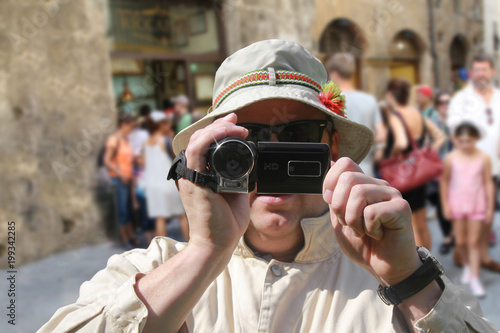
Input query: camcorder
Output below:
<box><xmin>206</xmin><ymin>137</ymin><xmax>331</xmax><ymax>194</ymax></box>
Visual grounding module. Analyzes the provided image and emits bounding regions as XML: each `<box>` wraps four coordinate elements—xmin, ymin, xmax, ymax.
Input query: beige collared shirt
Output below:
<box><xmin>39</xmin><ymin>213</ymin><xmax>498</xmax><ymax>333</ymax></box>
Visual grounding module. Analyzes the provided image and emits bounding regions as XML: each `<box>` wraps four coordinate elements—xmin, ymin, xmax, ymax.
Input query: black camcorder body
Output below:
<box><xmin>207</xmin><ymin>137</ymin><xmax>331</xmax><ymax>194</ymax></box>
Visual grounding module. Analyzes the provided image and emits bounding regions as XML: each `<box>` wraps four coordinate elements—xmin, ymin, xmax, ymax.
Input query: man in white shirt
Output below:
<box><xmin>448</xmin><ymin>54</ymin><xmax>500</xmax><ymax>272</ymax></box>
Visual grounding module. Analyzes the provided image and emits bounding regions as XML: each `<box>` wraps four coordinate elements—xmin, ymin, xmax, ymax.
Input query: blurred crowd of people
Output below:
<box><xmin>98</xmin><ymin>95</ymin><xmax>197</xmax><ymax>250</ymax></box>
<box><xmin>327</xmin><ymin>52</ymin><xmax>500</xmax><ymax>298</ymax></box>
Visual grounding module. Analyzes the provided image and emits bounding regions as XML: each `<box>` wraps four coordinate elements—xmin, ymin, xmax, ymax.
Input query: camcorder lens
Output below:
<box><xmin>212</xmin><ymin>140</ymin><xmax>254</xmax><ymax>179</ymax></box>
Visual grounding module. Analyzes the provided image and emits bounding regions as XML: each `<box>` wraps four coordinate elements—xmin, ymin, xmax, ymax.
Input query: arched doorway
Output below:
<box><xmin>449</xmin><ymin>34</ymin><xmax>468</xmax><ymax>90</ymax></box>
<box><xmin>389</xmin><ymin>30</ymin><xmax>424</xmax><ymax>85</ymax></box>
<box><xmin>319</xmin><ymin>18</ymin><xmax>366</xmax><ymax>88</ymax></box>
<box><xmin>449</xmin><ymin>35</ymin><xmax>468</xmax><ymax>69</ymax></box>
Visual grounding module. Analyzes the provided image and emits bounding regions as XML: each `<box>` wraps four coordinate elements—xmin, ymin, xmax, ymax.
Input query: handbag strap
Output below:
<box><xmin>165</xmin><ymin>137</ymin><xmax>175</xmax><ymax>160</ymax></box>
<box><xmin>393</xmin><ymin>111</ymin><xmax>419</xmax><ymax>151</ymax></box>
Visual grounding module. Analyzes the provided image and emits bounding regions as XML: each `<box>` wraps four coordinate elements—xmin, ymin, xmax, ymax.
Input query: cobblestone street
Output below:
<box><xmin>2</xmin><ymin>215</ymin><xmax>500</xmax><ymax>333</ymax></box>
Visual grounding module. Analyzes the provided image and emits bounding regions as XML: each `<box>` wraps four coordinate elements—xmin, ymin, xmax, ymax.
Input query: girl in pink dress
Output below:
<box><xmin>440</xmin><ymin>121</ymin><xmax>495</xmax><ymax>298</ymax></box>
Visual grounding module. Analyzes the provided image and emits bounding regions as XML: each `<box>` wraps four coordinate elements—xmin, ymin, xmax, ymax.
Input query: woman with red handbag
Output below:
<box><xmin>377</xmin><ymin>78</ymin><xmax>445</xmax><ymax>250</ymax></box>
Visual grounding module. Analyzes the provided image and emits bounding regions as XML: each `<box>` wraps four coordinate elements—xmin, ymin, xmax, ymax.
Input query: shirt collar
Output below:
<box><xmin>234</xmin><ymin>211</ymin><xmax>340</xmax><ymax>263</ymax></box>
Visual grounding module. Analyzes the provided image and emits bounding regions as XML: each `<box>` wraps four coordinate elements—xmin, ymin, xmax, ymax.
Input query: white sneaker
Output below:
<box><xmin>470</xmin><ymin>278</ymin><xmax>486</xmax><ymax>298</ymax></box>
<box><xmin>460</xmin><ymin>266</ymin><xmax>470</xmax><ymax>284</ymax></box>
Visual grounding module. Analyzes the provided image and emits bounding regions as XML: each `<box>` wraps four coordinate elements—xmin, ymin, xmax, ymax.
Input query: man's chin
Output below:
<box><xmin>249</xmin><ymin>208</ymin><xmax>300</xmax><ymax>237</ymax></box>
<box><xmin>249</xmin><ymin>193</ymin><xmax>299</xmax><ymax>231</ymax></box>
<box><xmin>249</xmin><ymin>191</ymin><xmax>327</xmax><ymax>226</ymax></box>
<box><xmin>473</xmin><ymin>79</ymin><xmax>491</xmax><ymax>90</ymax></box>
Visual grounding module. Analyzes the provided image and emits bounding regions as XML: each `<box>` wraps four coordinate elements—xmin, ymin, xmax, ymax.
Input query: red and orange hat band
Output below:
<box><xmin>213</xmin><ymin>68</ymin><xmax>322</xmax><ymax>109</ymax></box>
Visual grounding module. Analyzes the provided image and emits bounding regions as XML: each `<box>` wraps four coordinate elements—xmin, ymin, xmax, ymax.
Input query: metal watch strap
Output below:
<box><xmin>377</xmin><ymin>248</ymin><xmax>443</xmax><ymax>306</ymax></box>
<box><xmin>167</xmin><ymin>150</ymin><xmax>218</xmax><ymax>192</ymax></box>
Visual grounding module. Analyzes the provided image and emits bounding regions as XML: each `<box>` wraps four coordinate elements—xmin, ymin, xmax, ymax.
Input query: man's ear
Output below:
<box><xmin>330</xmin><ymin>131</ymin><xmax>339</xmax><ymax>162</ymax></box>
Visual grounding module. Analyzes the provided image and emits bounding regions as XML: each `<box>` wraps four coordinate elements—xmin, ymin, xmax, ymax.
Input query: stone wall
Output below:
<box><xmin>222</xmin><ymin>0</ymin><xmax>317</xmax><ymax>55</ymax></box>
<box><xmin>0</xmin><ymin>0</ymin><xmax>115</xmax><ymax>267</ymax></box>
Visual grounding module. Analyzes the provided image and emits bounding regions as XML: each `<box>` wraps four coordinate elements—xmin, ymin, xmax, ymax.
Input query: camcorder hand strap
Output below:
<box><xmin>167</xmin><ymin>150</ymin><xmax>218</xmax><ymax>192</ymax></box>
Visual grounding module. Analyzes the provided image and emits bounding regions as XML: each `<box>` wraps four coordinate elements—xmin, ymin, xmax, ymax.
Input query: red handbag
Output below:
<box><xmin>379</xmin><ymin>113</ymin><xmax>443</xmax><ymax>194</ymax></box>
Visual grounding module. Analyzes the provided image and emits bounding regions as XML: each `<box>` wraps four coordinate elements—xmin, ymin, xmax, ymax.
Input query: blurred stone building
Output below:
<box><xmin>105</xmin><ymin>0</ymin><xmax>488</xmax><ymax>111</ymax></box>
<box><xmin>0</xmin><ymin>0</ymin><xmax>115</xmax><ymax>267</ymax></box>
<box><xmin>224</xmin><ymin>0</ymin><xmax>484</xmax><ymax>97</ymax></box>
<box><xmin>0</xmin><ymin>0</ymin><xmax>230</xmax><ymax>267</ymax></box>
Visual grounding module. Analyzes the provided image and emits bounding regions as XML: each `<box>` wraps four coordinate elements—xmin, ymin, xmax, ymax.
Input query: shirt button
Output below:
<box><xmin>271</xmin><ymin>264</ymin><xmax>281</xmax><ymax>276</ymax></box>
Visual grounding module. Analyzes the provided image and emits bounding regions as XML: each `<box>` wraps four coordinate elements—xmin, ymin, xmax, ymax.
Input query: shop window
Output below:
<box><xmin>106</xmin><ymin>1</ymin><xmax>224</xmax><ymax>113</ymax></box>
<box><xmin>107</xmin><ymin>1</ymin><xmax>221</xmax><ymax>55</ymax></box>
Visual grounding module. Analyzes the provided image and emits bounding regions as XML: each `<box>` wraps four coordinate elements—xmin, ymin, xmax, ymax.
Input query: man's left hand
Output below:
<box><xmin>323</xmin><ymin>157</ymin><xmax>422</xmax><ymax>286</ymax></box>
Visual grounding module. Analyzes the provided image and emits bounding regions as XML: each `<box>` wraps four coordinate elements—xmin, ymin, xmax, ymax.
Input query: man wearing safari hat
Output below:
<box><xmin>40</xmin><ymin>40</ymin><xmax>496</xmax><ymax>333</ymax></box>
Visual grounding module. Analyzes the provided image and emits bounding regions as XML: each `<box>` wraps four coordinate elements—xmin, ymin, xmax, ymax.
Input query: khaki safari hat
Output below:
<box><xmin>173</xmin><ymin>39</ymin><xmax>373</xmax><ymax>164</ymax></box>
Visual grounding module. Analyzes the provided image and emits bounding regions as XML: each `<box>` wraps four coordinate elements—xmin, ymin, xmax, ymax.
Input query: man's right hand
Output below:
<box><xmin>135</xmin><ymin>113</ymin><xmax>251</xmax><ymax>333</ymax></box>
<box><xmin>180</xmin><ymin>113</ymin><xmax>251</xmax><ymax>254</ymax></box>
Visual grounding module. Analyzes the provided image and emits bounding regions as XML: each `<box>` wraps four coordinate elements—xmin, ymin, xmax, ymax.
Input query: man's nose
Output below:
<box><xmin>270</xmin><ymin>133</ymin><xmax>279</xmax><ymax>142</ymax></box>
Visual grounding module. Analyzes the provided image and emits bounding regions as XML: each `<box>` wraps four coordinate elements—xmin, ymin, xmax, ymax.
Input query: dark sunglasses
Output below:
<box><xmin>238</xmin><ymin>120</ymin><xmax>333</xmax><ymax>144</ymax></box>
<box><xmin>437</xmin><ymin>99</ymin><xmax>450</xmax><ymax>105</ymax></box>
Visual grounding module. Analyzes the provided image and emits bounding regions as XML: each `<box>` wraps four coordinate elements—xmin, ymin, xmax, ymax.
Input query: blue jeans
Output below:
<box><xmin>111</xmin><ymin>177</ymin><xmax>131</xmax><ymax>226</ymax></box>
<box><xmin>137</xmin><ymin>195</ymin><xmax>155</xmax><ymax>232</ymax></box>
